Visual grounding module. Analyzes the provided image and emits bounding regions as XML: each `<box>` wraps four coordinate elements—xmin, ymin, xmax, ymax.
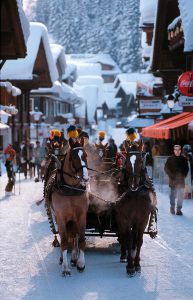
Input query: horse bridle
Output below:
<box><xmin>68</xmin><ymin>147</ymin><xmax>88</xmax><ymax>180</ymax></box>
<box><xmin>124</xmin><ymin>151</ymin><xmax>148</xmax><ymax>188</ymax></box>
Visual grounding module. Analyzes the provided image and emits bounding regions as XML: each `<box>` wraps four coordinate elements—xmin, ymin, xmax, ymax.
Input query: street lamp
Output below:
<box><xmin>30</xmin><ymin>107</ymin><xmax>42</xmax><ymax>141</ymax></box>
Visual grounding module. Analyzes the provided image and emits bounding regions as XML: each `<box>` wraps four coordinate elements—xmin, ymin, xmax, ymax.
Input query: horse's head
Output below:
<box><xmin>94</xmin><ymin>142</ymin><xmax>108</xmax><ymax>159</ymax></box>
<box><xmin>123</xmin><ymin>139</ymin><xmax>146</xmax><ymax>190</ymax></box>
<box><xmin>67</xmin><ymin>137</ymin><xmax>89</xmax><ymax>186</ymax></box>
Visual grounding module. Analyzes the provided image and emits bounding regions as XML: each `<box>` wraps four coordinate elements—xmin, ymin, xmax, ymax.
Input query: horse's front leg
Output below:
<box><xmin>134</xmin><ymin>230</ymin><xmax>144</xmax><ymax>273</ymax></box>
<box><xmin>60</xmin><ymin>233</ymin><xmax>71</xmax><ymax>276</ymax></box>
<box><xmin>76</xmin><ymin>225</ymin><xmax>86</xmax><ymax>272</ymax></box>
<box><xmin>71</xmin><ymin>235</ymin><xmax>79</xmax><ymax>267</ymax></box>
<box><xmin>126</xmin><ymin>230</ymin><xmax>136</xmax><ymax>276</ymax></box>
<box><xmin>119</xmin><ymin>231</ymin><xmax>127</xmax><ymax>263</ymax></box>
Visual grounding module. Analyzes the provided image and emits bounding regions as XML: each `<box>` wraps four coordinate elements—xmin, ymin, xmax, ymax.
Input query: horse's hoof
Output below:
<box><xmin>71</xmin><ymin>259</ymin><xmax>77</xmax><ymax>267</ymax></box>
<box><xmin>120</xmin><ymin>257</ymin><xmax>127</xmax><ymax>263</ymax></box>
<box><xmin>62</xmin><ymin>270</ymin><xmax>71</xmax><ymax>277</ymax></box>
<box><xmin>52</xmin><ymin>239</ymin><xmax>60</xmax><ymax>247</ymax></box>
<box><xmin>77</xmin><ymin>265</ymin><xmax>85</xmax><ymax>273</ymax></box>
<box><xmin>126</xmin><ymin>267</ymin><xmax>136</xmax><ymax>277</ymax></box>
<box><xmin>135</xmin><ymin>265</ymin><xmax>141</xmax><ymax>273</ymax></box>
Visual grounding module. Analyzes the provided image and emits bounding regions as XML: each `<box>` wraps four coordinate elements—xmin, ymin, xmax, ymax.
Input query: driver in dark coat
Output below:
<box><xmin>164</xmin><ymin>144</ymin><xmax>189</xmax><ymax>215</ymax></box>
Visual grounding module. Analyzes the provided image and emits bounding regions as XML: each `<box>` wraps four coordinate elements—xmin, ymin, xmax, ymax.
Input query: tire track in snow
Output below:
<box><xmin>28</xmin><ymin>212</ymin><xmax>53</xmax><ymax>297</ymax></box>
<box><xmin>154</xmin><ymin>234</ymin><xmax>193</xmax><ymax>271</ymax></box>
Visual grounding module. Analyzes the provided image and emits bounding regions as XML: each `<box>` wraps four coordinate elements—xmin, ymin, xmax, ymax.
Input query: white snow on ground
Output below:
<box><xmin>0</xmin><ymin>165</ymin><xmax>193</xmax><ymax>300</ymax></box>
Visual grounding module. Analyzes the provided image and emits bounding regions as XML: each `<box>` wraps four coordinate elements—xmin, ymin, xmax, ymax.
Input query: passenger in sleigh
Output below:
<box><xmin>94</xmin><ymin>131</ymin><xmax>108</xmax><ymax>159</ymax></box>
<box><xmin>114</xmin><ymin>128</ymin><xmax>153</xmax><ymax>189</ymax></box>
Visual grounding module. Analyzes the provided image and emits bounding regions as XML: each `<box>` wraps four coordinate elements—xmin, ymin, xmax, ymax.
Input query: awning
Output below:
<box><xmin>142</xmin><ymin>112</ymin><xmax>193</xmax><ymax>139</ymax></box>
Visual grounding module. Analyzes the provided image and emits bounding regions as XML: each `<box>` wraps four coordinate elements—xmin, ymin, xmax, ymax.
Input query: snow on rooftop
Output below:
<box><xmin>119</xmin><ymin>82</ymin><xmax>137</xmax><ymax>97</ymax></box>
<box><xmin>73</xmin><ymin>82</ymin><xmax>103</xmax><ymax>122</ymax></box>
<box><xmin>74</xmin><ymin>75</ymin><xmax>104</xmax><ymax>107</ymax></box>
<box><xmin>140</xmin><ymin>0</ymin><xmax>158</xmax><ymax>25</ymax></box>
<box><xmin>168</xmin><ymin>16</ymin><xmax>181</xmax><ymax>31</ymax></box>
<box><xmin>50</xmin><ymin>44</ymin><xmax>66</xmax><ymax>73</ymax></box>
<box><xmin>178</xmin><ymin>0</ymin><xmax>193</xmax><ymax>51</ymax></box>
<box><xmin>31</xmin><ymin>80</ymin><xmax>79</xmax><ymax>104</ymax></box>
<box><xmin>75</xmin><ymin>62</ymin><xmax>102</xmax><ymax>77</ymax></box>
<box><xmin>62</xmin><ymin>63</ymin><xmax>77</xmax><ymax>80</ymax></box>
<box><xmin>67</xmin><ymin>53</ymin><xmax>117</xmax><ymax>67</ymax></box>
<box><xmin>0</xmin><ymin>81</ymin><xmax>21</xmax><ymax>96</ymax></box>
<box><xmin>16</xmin><ymin>0</ymin><xmax>30</xmax><ymax>43</ymax></box>
<box><xmin>115</xmin><ymin>73</ymin><xmax>156</xmax><ymax>90</ymax></box>
<box><xmin>0</xmin><ymin>22</ymin><xmax>58</xmax><ymax>82</ymax></box>
<box><xmin>76</xmin><ymin>75</ymin><xmax>104</xmax><ymax>86</ymax></box>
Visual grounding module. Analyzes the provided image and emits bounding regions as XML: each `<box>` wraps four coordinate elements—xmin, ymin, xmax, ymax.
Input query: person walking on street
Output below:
<box><xmin>4</xmin><ymin>144</ymin><xmax>17</xmax><ymax>195</ymax></box>
<box><xmin>20</xmin><ymin>139</ymin><xmax>35</xmax><ymax>179</ymax></box>
<box><xmin>164</xmin><ymin>144</ymin><xmax>189</xmax><ymax>215</ymax></box>
<box><xmin>34</xmin><ymin>141</ymin><xmax>45</xmax><ymax>182</ymax></box>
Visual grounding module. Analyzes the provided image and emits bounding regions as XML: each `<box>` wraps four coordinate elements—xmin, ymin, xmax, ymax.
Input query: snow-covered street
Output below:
<box><xmin>0</xmin><ymin>169</ymin><xmax>193</xmax><ymax>300</ymax></box>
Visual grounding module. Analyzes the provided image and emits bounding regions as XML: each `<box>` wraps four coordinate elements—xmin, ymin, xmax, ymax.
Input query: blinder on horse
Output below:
<box><xmin>69</xmin><ymin>146</ymin><xmax>89</xmax><ymax>186</ymax></box>
<box><xmin>124</xmin><ymin>150</ymin><xmax>147</xmax><ymax>191</ymax></box>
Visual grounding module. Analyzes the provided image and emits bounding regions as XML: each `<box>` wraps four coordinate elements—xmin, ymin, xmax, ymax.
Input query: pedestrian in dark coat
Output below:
<box><xmin>164</xmin><ymin>144</ymin><xmax>189</xmax><ymax>215</ymax></box>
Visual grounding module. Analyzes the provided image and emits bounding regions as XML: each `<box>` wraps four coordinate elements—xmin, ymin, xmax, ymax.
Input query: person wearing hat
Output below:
<box><xmin>94</xmin><ymin>131</ymin><xmax>108</xmax><ymax>158</ymax></box>
<box><xmin>20</xmin><ymin>139</ymin><xmax>35</xmax><ymax>179</ymax></box>
<box><xmin>106</xmin><ymin>138</ymin><xmax>118</xmax><ymax>162</ymax></box>
<box><xmin>67</xmin><ymin>125</ymin><xmax>79</xmax><ymax>140</ymax></box>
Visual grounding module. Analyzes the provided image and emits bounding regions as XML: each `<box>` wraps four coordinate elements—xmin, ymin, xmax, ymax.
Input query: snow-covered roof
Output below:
<box><xmin>62</xmin><ymin>63</ymin><xmax>77</xmax><ymax>80</ymax></box>
<box><xmin>75</xmin><ymin>62</ymin><xmax>102</xmax><ymax>77</ymax></box>
<box><xmin>0</xmin><ymin>81</ymin><xmax>21</xmax><ymax>96</ymax></box>
<box><xmin>73</xmin><ymin>83</ymin><xmax>102</xmax><ymax>122</ymax></box>
<box><xmin>115</xmin><ymin>73</ymin><xmax>155</xmax><ymax>84</ymax></box>
<box><xmin>16</xmin><ymin>0</ymin><xmax>30</xmax><ymax>44</ymax></box>
<box><xmin>140</xmin><ymin>0</ymin><xmax>158</xmax><ymax>25</ymax></box>
<box><xmin>76</xmin><ymin>75</ymin><xmax>104</xmax><ymax>86</ymax></box>
<box><xmin>126</xmin><ymin>117</ymin><xmax>155</xmax><ymax>128</ymax></box>
<box><xmin>0</xmin><ymin>22</ymin><xmax>58</xmax><ymax>82</ymax></box>
<box><xmin>66</xmin><ymin>53</ymin><xmax>117</xmax><ymax>67</ymax></box>
<box><xmin>31</xmin><ymin>80</ymin><xmax>80</xmax><ymax>104</ymax></box>
<box><xmin>168</xmin><ymin>16</ymin><xmax>181</xmax><ymax>31</ymax></box>
<box><xmin>118</xmin><ymin>82</ymin><xmax>137</xmax><ymax>97</ymax></box>
<box><xmin>178</xmin><ymin>0</ymin><xmax>193</xmax><ymax>51</ymax></box>
<box><xmin>50</xmin><ymin>44</ymin><xmax>66</xmax><ymax>73</ymax></box>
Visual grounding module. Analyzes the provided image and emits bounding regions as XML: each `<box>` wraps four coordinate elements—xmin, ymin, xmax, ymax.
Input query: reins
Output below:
<box><xmin>59</xmin><ymin>183</ymin><xmax>112</xmax><ymax>204</ymax></box>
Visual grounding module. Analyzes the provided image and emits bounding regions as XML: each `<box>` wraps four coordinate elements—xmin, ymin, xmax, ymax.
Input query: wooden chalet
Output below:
<box><xmin>150</xmin><ymin>0</ymin><xmax>193</xmax><ymax>99</ymax></box>
<box><xmin>1</xmin><ymin>23</ymin><xmax>58</xmax><ymax>144</ymax></box>
<box><xmin>0</xmin><ymin>0</ymin><xmax>29</xmax><ymax>149</ymax></box>
<box><xmin>0</xmin><ymin>0</ymin><xmax>29</xmax><ymax>65</ymax></box>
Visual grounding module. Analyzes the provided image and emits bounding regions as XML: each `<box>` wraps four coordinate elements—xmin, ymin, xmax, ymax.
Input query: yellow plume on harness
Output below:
<box><xmin>67</xmin><ymin>130</ymin><xmax>78</xmax><ymax>138</ymax></box>
<box><xmin>50</xmin><ymin>129</ymin><xmax>61</xmax><ymax>138</ymax></box>
<box><xmin>98</xmin><ymin>131</ymin><xmax>105</xmax><ymax>138</ymax></box>
<box><xmin>126</xmin><ymin>132</ymin><xmax>137</xmax><ymax>142</ymax></box>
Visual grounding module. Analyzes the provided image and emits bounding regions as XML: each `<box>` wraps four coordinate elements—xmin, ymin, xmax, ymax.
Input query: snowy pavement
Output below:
<box><xmin>0</xmin><ymin>169</ymin><xmax>193</xmax><ymax>300</ymax></box>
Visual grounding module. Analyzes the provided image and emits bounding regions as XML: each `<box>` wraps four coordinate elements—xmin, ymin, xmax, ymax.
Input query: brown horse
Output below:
<box><xmin>115</xmin><ymin>140</ymin><xmax>157</xmax><ymax>276</ymax></box>
<box><xmin>50</xmin><ymin>138</ymin><xmax>89</xmax><ymax>276</ymax></box>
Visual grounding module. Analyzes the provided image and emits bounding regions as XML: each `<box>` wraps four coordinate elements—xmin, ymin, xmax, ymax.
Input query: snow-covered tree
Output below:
<box><xmin>32</xmin><ymin>0</ymin><xmax>142</xmax><ymax>72</ymax></box>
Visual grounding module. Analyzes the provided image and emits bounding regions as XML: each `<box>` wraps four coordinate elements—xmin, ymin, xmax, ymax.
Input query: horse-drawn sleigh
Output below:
<box><xmin>41</xmin><ymin>131</ymin><xmax>158</xmax><ymax>276</ymax></box>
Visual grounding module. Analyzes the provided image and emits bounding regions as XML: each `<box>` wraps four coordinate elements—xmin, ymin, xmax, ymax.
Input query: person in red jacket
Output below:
<box><xmin>4</xmin><ymin>144</ymin><xmax>17</xmax><ymax>195</ymax></box>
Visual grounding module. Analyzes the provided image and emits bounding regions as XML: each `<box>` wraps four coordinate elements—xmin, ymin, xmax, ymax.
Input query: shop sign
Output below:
<box><xmin>139</xmin><ymin>100</ymin><xmax>162</xmax><ymax>110</ymax></box>
<box><xmin>178</xmin><ymin>71</ymin><xmax>193</xmax><ymax>97</ymax></box>
<box><xmin>179</xmin><ymin>96</ymin><xmax>193</xmax><ymax>106</ymax></box>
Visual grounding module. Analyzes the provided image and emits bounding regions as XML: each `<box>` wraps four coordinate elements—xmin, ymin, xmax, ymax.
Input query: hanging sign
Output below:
<box><xmin>178</xmin><ymin>71</ymin><xmax>193</xmax><ymax>97</ymax></box>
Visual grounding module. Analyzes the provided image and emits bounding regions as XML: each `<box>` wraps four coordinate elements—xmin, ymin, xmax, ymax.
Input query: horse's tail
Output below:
<box><xmin>66</xmin><ymin>220</ymin><xmax>77</xmax><ymax>238</ymax></box>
